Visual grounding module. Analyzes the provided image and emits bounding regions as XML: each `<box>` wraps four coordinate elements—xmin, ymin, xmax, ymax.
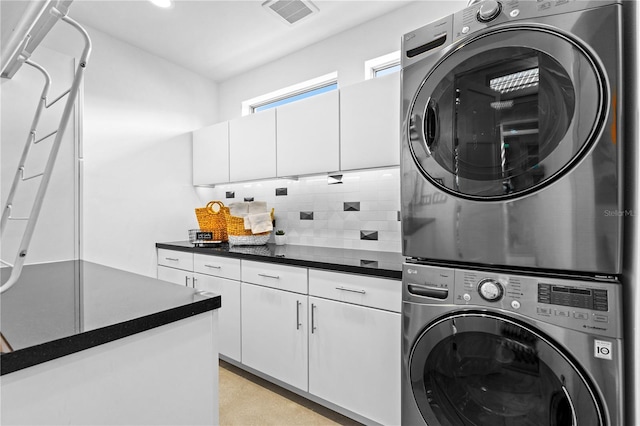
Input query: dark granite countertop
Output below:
<box><xmin>156</xmin><ymin>241</ymin><xmax>405</xmax><ymax>279</ymax></box>
<box><xmin>0</xmin><ymin>260</ymin><xmax>221</xmax><ymax>375</ymax></box>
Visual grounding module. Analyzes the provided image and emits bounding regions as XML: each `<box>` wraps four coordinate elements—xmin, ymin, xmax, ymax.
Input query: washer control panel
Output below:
<box><xmin>403</xmin><ymin>262</ymin><xmax>622</xmax><ymax>339</ymax></box>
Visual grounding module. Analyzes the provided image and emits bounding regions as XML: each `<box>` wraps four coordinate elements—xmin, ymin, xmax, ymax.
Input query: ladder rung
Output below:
<box><xmin>45</xmin><ymin>88</ymin><xmax>71</xmax><ymax>108</ymax></box>
<box><xmin>22</xmin><ymin>172</ymin><xmax>44</xmax><ymax>181</ymax></box>
<box><xmin>8</xmin><ymin>217</ymin><xmax>29</xmax><ymax>221</ymax></box>
<box><xmin>34</xmin><ymin>129</ymin><xmax>57</xmax><ymax>144</ymax></box>
<box><xmin>0</xmin><ymin>259</ymin><xmax>14</xmax><ymax>268</ymax></box>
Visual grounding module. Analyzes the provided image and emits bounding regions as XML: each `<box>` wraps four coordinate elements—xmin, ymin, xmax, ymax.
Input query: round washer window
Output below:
<box><xmin>409</xmin><ymin>313</ymin><xmax>604</xmax><ymax>425</ymax></box>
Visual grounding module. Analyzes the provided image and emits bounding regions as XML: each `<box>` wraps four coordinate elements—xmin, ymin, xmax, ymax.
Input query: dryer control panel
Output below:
<box><xmin>403</xmin><ymin>262</ymin><xmax>622</xmax><ymax>339</ymax></box>
<box><xmin>452</xmin><ymin>0</ymin><xmax>621</xmax><ymax>42</ymax></box>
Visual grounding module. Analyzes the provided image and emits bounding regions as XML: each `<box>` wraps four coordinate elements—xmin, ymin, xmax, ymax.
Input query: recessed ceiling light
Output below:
<box><xmin>149</xmin><ymin>0</ymin><xmax>172</xmax><ymax>8</ymax></box>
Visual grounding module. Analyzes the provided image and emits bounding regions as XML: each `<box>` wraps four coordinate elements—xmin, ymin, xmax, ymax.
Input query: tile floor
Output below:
<box><xmin>219</xmin><ymin>360</ymin><xmax>362</xmax><ymax>425</ymax></box>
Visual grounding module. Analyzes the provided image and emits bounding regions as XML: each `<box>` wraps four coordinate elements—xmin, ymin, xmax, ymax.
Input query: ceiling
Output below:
<box><xmin>64</xmin><ymin>0</ymin><xmax>413</xmax><ymax>82</ymax></box>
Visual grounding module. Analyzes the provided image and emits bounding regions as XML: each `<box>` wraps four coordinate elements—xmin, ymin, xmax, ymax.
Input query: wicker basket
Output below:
<box><xmin>194</xmin><ymin>201</ymin><xmax>228</xmax><ymax>242</ymax></box>
<box><xmin>223</xmin><ymin>207</ymin><xmax>274</xmax><ymax>246</ymax></box>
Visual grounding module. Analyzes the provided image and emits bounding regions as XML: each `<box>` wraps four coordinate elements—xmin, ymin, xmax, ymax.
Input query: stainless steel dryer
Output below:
<box><xmin>401</xmin><ymin>0</ymin><xmax>624</xmax><ymax>274</ymax></box>
<box><xmin>402</xmin><ymin>262</ymin><xmax>624</xmax><ymax>425</ymax></box>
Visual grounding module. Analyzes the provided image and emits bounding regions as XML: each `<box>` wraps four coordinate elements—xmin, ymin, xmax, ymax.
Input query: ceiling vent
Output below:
<box><xmin>262</xmin><ymin>0</ymin><xmax>319</xmax><ymax>25</ymax></box>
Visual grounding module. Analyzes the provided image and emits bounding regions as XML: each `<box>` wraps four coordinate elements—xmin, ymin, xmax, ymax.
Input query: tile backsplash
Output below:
<box><xmin>195</xmin><ymin>167</ymin><xmax>401</xmax><ymax>252</ymax></box>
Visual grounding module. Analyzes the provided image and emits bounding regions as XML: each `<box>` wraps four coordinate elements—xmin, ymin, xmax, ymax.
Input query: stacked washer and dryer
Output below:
<box><xmin>400</xmin><ymin>1</ymin><xmax>626</xmax><ymax>425</ymax></box>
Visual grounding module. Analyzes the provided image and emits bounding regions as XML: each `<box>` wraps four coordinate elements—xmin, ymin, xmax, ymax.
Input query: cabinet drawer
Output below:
<box><xmin>157</xmin><ymin>265</ymin><xmax>190</xmax><ymax>287</ymax></box>
<box><xmin>157</xmin><ymin>249</ymin><xmax>193</xmax><ymax>271</ymax></box>
<box><xmin>194</xmin><ymin>254</ymin><xmax>241</xmax><ymax>280</ymax></box>
<box><xmin>309</xmin><ymin>269</ymin><xmax>401</xmax><ymax>312</ymax></box>
<box><xmin>241</xmin><ymin>260</ymin><xmax>307</xmax><ymax>294</ymax></box>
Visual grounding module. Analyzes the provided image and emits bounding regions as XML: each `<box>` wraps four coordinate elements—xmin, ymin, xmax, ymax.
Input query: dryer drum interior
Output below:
<box><xmin>409</xmin><ymin>312</ymin><xmax>605</xmax><ymax>425</ymax></box>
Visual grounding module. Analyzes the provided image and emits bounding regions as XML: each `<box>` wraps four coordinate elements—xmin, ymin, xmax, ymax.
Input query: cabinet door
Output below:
<box><xmin>194</xmin><ymin>273</ymin><xmax>241</xmax><ymax>362</ymax></box>
<box><xmin>340</xmin><ymin>73</ymin><xmax>400</xmax><ymax>170</ymax></box>
<box><xmin>193</xmin><ymin>122</ymin><xmax>229</xmax><ymax>185</ymax></box>
<box><xmin>229</xmin><ymin>110</ymin><xmax>276</xmax><ymax>181</ymax></box>
<box><xmin>276</xmin><ymin>91</ymin><xmax>339</xmax><ymax>177</ymax></box>
<box><xmin>241</xmin><ymin>283</ymin><xmax>308</xmax><ymax>391</ymax></box>
<box><xmin>157</xmin><ymin>266</ymin><xmax>192</xmax><ymax>287</ymax></box>
<box><xmin>308</xmin><ymin>296</ymin><xmax>401</xmax><ymax>425</ymax></box>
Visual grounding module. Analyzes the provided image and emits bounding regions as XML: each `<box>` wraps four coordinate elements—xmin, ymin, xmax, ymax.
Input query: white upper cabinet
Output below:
<box><xmin>276</xmin><ymin>91</ymin><xmax>339</xmax><ymax>177</ymax></box>
<box><xmin>229</xmin><ymin>109</ymin><xmax>276</xmax><ymax>182</ymax></box>
<box><xmin>192</xmin><ymin>122</ymin><xmax>229</xmax><ymax>185</ymax></box>
<box><xmin>340</xmin><ymin>73</ymin><xmax>400</xmax><ymax>170</ymax></box>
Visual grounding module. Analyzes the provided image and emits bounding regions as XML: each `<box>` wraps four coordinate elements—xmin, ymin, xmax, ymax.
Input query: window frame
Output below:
<box><xmin>241</xmin><ymin>72</ymin><xmax>338</xmax><ymax>116</ymax></box>
<box><xmin>364</xmin><ymin>51</ymin><xmax>401</xmax><ymax>80</ymax></box>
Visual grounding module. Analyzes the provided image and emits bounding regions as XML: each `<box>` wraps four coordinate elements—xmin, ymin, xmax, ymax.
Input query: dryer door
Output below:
<box><xmin>405</xmin><ymin>26</ymin><xmax>606</xmax><ymax>200</ymax></box>
<box><xmin>409</xmin><ymin>312</ymin><xmax>604</xmax><ymax>425</ymax></box>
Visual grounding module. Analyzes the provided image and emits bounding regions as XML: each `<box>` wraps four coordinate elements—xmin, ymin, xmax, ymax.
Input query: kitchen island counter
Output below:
<box><xmin>1</xmin><ymin>260</ymin><xmax>221</xmax><ymax>425</ymax></box>
<box><xmin>156</xmin><ymin>241</ymin><xmax>405</xmax><ymax>279</ymax></box>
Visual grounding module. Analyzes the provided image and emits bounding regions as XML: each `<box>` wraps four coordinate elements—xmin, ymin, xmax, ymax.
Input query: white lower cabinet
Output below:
<box><xmin>157</xmin><ymin>248</ymin><xmax>401</xmax><ymax>425</ymax></box>
<box><xmin>308</xmin><ymin>297</ymin><xmax>401</xmax><ymax>426</ymax></box>
<box><xmin>241</xmin><ymin>282</ymin><xmax>308</xmax><ymax>391</ymax></box>
<box><xmin>157</xmin><ymin>249</ymin><xmax>194</xmax><ymax>287</ymax></box>
<box><xmin>194</xmin><ymin>273</ymin><xmax>241</xmax><ymax>362</ymax></box>
<box><xmin>157</xmin><ymin>265</ymin><xmax>194</xmax><ymax>287</ymax></box>
<box><xmin>157</xmin><ymin>250</ymin><xmax>242</xmax><ymax>362</ymax></box>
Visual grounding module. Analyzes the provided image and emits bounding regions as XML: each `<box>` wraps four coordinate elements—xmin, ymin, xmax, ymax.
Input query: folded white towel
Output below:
<box><xmin>248</xmin><ymin>201</ymin><xmax>268</xmax><ymax>214</ymax></box>
<box><xmin>229</xmin><ymin>202</ymin><xmax>249</xmax><ymax>217</ymax></box>
<box><xmin>247</xmin><ymin>212</ymin><xmax>273</xmax><ymax>234</ymax></box>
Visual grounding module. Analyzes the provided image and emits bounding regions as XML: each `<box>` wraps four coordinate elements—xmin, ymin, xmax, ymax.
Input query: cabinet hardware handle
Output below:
<box><xmin>193</xmin><ymin>277</ymin><xmax>197</xmax><ymax>287</ymax></box>
<box><xmin>258</xmin><ymin>273</ymin><xmax>280</xmax><ymax>279</ymax></box>
<box><xmin>311</xmin><ymin>303</ymin><xmax>317</xmax><ymax>334</ymax></box>
<box><xmin>185</xmin><ymin>276</ymin><xmax>191</xmax><ymax>286</ymax></box>
<box><xmin>204</xmin><ymin>264</ymin><xmax>221</xmax><ymax>269</ymax></box>
<box><xmin>296</xmin><ymin>300</ymin><xmax>302</xmax><ymax>330</ymax></box>
<box><xmin>165</xmin><ymin>257</ymin><xmax>179</xmax><ymax>261</ymax></box>
<box><xmin>336</xmin><ymin>286</ymin><xmax>366</xmax><ymax>294</ymax></box>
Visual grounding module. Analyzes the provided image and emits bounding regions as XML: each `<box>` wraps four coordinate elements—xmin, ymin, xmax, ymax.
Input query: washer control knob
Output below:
<box><xmin>463</xmin><ymin>293</ymin><xmax>472</xmax><ymax>302</ymax></box>
<box><xmin>478</xmin><ymin>279</ymin><xmax>504</xmax><ymax>302</ymax></box>
<box><xmin>511</xmin><ymin>300</ymin><xmax>521</xmax><ymax>310</ymax></box>
<box><xmin>477</xmin><ymin>0</ymin><xmax>502</xmax><ymax>22</ymax></box>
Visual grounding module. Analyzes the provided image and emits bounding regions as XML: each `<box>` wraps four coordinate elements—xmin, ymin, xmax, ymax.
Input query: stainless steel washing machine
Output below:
<box><xmin>402</xmin><ymin>262</ymin><xmax>624</xmax><ymax>425</ymax></box>
<box><xmin>400</xmin><ymin>0</ymin><xmax>624</xmax><ymax>274</ymax></box>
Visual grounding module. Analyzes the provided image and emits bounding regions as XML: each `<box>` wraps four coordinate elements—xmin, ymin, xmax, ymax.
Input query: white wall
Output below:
<box><xmin>80</xmin><ymin>27</ymin><xmax>218</xmax><ymax>276</ymax></box>
<box><xmin>41</xmin><ymin>23</ymin><xmax>219</xmax><ymax>277</ymax></box>
<box><xmin>217</xmin><ymin>0</ymin><xmax>466</xmax><ymax>121</ymax></box>
<box><xmin>1</xmin><ymin>46</ymin><xmax>77</xmax><ymax>267</ymax></box>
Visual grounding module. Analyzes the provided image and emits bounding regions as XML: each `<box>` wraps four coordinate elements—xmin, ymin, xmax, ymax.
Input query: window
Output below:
<box><xmin>374</xmin><ymin>63</ymin><xmax>401</xmax><ymax>77</ymax></box>
<box><xmin>242</xmin><ymin>72</ymin><xmax>338</xmax><ymax>115</ymax></box>
<box><xmin>253</xmin><ymin>82</ymin><xmax>337</xmax><ymax>112</ymax></box>
<box><xmin>365</xmin><ymin>51</ymin><xmax>401</xmax><ymax>79</ymax></box>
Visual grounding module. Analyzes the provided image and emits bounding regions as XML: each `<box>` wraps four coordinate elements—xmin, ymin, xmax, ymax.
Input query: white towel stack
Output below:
<box><xmin>228</xmin><ymin>201</ymin><xmax>273</xmax><ymax>234</ymax></box>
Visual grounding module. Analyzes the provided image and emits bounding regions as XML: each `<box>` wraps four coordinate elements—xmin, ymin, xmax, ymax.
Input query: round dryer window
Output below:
<box><xmin>406</xmin><ymin>27</ymin><xmax>607</xmax><ymax>200</ymax></box>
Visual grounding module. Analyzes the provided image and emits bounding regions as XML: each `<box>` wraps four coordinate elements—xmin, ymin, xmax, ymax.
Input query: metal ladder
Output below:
<box><xmin>0</xmin><ymin>7</ymin><xmax>91</xmax><ymax>294</ymax></box>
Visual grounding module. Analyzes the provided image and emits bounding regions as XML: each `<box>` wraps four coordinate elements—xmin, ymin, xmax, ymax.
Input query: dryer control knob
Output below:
<box><xmin>478</xmin><ymin>279</ymin><xmax>504</xmax><ymax>302</ymax></box>
<box><xmin>477</xmin><ymin>0</ymin><xmax>502</xmax><ymax>22</ymax></box>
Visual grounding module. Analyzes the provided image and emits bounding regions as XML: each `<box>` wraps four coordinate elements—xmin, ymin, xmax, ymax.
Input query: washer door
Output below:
<box><xmin>406</xmin><ymin>26</ymin><xmax>606</xmax><ymax>200</ymax></box>
<box><xmin>409</xmin><ymin>312</ymin><xmax>604</xmax><ymax>426</ymax></box>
